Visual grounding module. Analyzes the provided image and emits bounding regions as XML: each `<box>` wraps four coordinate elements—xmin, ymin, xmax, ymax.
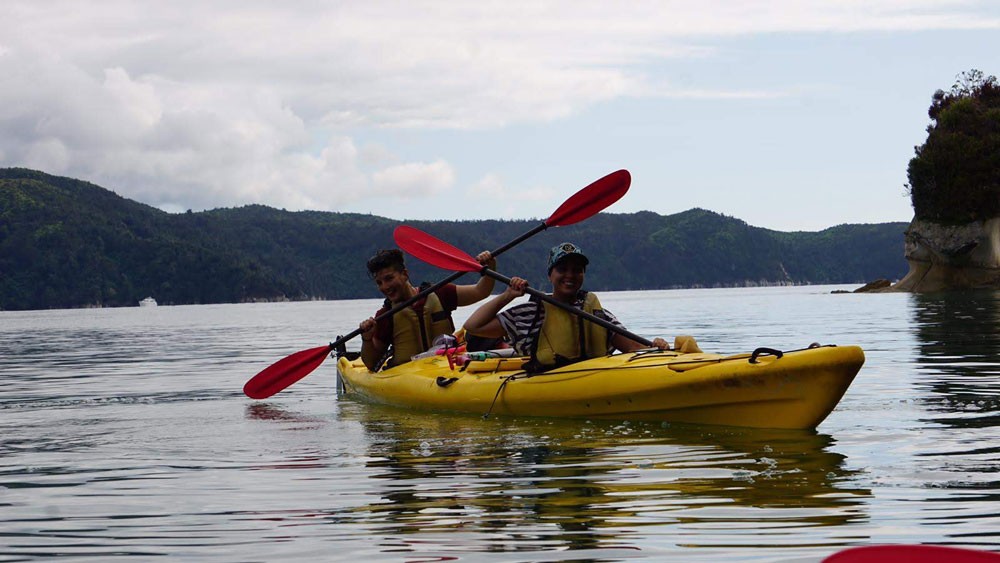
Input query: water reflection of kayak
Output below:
<box><xmin>337</xmin><ymin>401</ymin><xmax>871</xmax><ymax>535</ymax></box>
<box><xmin>336</xmin><ymin>344</ymin><xmax>864</xmax><ymax>430</ymax></box>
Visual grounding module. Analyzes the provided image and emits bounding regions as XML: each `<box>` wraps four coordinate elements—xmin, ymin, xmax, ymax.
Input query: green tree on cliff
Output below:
<box><xmin>906</xmin><ymin>69</ymin><xmax>1000</xmax><ymax>223</ymax></box>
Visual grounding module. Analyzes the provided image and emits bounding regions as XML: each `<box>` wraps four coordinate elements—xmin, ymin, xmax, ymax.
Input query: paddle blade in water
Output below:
<box><xmin>545</xmin><ymin>169</ymin><xmax>630</xmax><ymax>227</ymax></box>
<box><xmin>243</xmin><ymin>345</ymin><xmax>333</xmax><ymax>399</ymax></box>
<box><xmin>393</xmin><ymin>226</ymin><xmax>481</xmax><ymax>272</ymax></box>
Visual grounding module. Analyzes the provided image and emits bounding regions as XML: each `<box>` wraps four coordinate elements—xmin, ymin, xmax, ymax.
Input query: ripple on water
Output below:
<box><xmin>2</xmin><ymin>289</ymin><xmax>1000</xmax><ymax>559</ymax></box>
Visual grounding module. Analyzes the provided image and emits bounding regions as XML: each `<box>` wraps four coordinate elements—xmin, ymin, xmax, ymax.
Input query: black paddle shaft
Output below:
<box><xmin>332</xmin><ymin>222</ymin><xmax>550</xmax><ymax>349</ymax></box>
<box><xmin>478</xmin><ymin>267</ymin><xmax>654</xmax><ymax>347</ymax></box>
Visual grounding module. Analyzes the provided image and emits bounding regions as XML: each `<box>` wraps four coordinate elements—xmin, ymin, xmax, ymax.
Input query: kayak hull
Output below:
<box><xmin>336</xmin><ymin>345</ymin><xmax>864</xmax><ymax>430</ymax></box>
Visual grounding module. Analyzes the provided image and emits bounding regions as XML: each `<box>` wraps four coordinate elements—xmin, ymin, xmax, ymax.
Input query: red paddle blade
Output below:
<box><xmin>824</xmin><ymin>545</ymin><xmax>1000</xmax><ymax>563</ymax></box>
<box><xmin>546</xmin><ymin>169</ymin><xmax>630</xmax><ymax>227</ymax></box>
<box><xmin>393</xmin><ymin>226</ymin><xmax>481</xmax><ymax>272</ymax></box>
<box><xmin>243</xmin><ymin>345</ymin><xmax>332</xmax><ymax>399</ymax></box>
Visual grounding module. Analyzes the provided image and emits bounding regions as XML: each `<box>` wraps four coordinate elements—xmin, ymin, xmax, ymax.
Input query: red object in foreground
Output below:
<box><xmin>393</xmin><ymin>225</ymin><xmax>482</xmax><ymax>273</ymax></box>
<box><xmin>824</xmin><ymin>545</ymin><xmax>1000</xmax><ymax>563</ymax></box>
<box><xmin>546</xmin><ymin>169</ymin><xmax>629</xmax><ymax>227</ymax></box>
<box><xmin>243</xmin><ymin>345</ymin><xmax>332</xmax><ymax>400</ymax></box>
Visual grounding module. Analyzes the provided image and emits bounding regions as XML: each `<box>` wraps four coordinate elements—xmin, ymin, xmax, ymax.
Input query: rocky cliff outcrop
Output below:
<box><xmin>890</xmin><ymin>218</ymin><xmax>1000</xmax><ymax>292</ymax></box>
<box><xmin>886</xmin><ymin>70</ymin><xmax>1000</xmax><ymax>293</ymax></box>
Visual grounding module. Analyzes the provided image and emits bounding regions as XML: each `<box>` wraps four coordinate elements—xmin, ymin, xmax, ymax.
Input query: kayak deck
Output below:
<box><xmin>336</xmin><ymin>345</ymin><xmax>864</xmax><ymax>430</ymax></box>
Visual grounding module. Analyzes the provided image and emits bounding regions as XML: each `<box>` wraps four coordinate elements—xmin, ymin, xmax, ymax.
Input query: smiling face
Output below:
<box><xmin>548</xmin><ymin>255</ymin><xmax>587</xmax><ymax>302</ymax></box>
<box><xmin>372</xmin><ymin>266</ymin><xmax>412</xmax><ymax>304</ymax></box>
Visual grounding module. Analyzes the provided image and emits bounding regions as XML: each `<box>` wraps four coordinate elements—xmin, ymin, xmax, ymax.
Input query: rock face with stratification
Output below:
<box><xmin>890</xmin><ymin>218</ymin><xmax>1000</xmax><ymax>292</ymax></box>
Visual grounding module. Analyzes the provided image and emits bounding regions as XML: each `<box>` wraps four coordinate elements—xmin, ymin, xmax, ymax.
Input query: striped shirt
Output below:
<box><xmin>496</xmin><ymin>292</ymin><xmax>625</xmax><ymax>357</ymax></box>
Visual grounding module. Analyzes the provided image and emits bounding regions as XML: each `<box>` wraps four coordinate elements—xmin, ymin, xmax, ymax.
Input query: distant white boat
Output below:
<box><xmin>139</xmin><ymin>297</ymin><xmax>158</xmax><ymax>307</ymax></box>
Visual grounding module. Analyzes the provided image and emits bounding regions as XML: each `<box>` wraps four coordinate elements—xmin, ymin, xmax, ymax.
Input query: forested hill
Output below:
<box><xmin>0</xmin><ymin>168</ymin><xmax>909</xmax><ymax>311</ymax></box>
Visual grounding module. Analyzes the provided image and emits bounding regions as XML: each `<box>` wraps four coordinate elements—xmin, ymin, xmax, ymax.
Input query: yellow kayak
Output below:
<box><xmin>336</xmin><ymin>345</ymin><xmax>864</xmax><ymax>430</ymax></box>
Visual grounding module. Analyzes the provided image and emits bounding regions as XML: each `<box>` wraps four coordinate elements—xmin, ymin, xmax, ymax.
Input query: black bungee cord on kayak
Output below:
<box><xmin>482</xmin><ymin>371</ymin><xmax>533</xmax><ymax>420</ymax></box>
<box><xmin>483</xmin><ymin>343</ymin><xmax>838</xmax><ymax>420</ymax></box>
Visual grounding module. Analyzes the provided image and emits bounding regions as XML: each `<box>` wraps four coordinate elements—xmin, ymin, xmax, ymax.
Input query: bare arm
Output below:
<box><xmin>359</xmin><ymin>317</ymin><xmax>389</xmax><ymax>370</ymax></box>
<box><xmin>455</xmin><ymin>251</ymin><xmax>497</xmax><ymax>306</ymax></box>
<box><xmin>611</xmin><ymin>333</ymin><xmax>670</xmax><ymax>353</ymax></box>
<box><xmin>463</xmin><ymin>276</ymin><xmax>527</xmax><ymax>338</ymax></box>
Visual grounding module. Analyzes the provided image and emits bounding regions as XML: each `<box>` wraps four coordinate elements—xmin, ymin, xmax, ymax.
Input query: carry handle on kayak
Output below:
<box><xmin>749</xmin><ymin>347</ymin><xmax>784</xmax><ymax>364</ymax></box>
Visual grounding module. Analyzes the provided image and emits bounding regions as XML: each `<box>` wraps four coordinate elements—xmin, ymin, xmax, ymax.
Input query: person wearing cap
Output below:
<box><xmin>463</xmin><ymin>242</ymin><xmax>670</xmax><ymax>371</ymax></box>
<box><xmin>359</xmin><ymin>248</ymin><xmax>496</xmax><ymax>370</ymax></box>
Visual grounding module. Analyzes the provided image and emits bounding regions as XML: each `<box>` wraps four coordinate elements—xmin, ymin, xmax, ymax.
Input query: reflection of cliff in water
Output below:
<box><xmin>910</xmin><ymin>291</ymin><xmax>1000</xmax><ymax>429</ymax></box>
<box><xmin>341</xmin><ymin>402</ymin><xmax>870</xmax><ymax>554</ymax></box>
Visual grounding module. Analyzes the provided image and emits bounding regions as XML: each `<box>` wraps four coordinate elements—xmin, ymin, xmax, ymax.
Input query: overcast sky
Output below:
<box><xmin>2</xmin><ymin>1</ymin><xmax>998</xmax><ymax>231</ymax></box>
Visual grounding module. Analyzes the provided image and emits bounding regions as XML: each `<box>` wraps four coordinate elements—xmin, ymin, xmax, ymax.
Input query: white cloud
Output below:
<box><xmin>468</xmin><ymin>173</ymin><xmax>552</xmax><ymax>201</ymax></box>
<box><xmin>468</xmin><ymin>174</ymin><xmax>508</xmax><ymax>198</ymax></box>
<box><xmin>23</xmin><ymin>139</ymin><xmax>70</xmax><ymax>173</ymax></box>
<box><xmin>0</xmin><ymin>0</ymin><xmax>997</xmax><ymax>215</ymax></box>
<box><xmin>103</xmin><ymin>67</ymin><xmax>162</xmax><ymax>129</ymax></box>
<box><xmin>371</xmin><ymin>161</ymin><xmax>455</xmax><ymax>198</ymax></box>
<box><xmin>465</xmin><ymin>173</ymin><xmax>556</xmax><ymax>219</ymax></box>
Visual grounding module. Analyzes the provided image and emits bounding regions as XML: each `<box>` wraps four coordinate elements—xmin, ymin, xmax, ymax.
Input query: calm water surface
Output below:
<box><xmin>2</xmin><ymin>285</ymin><xmax>1000</xmax><ymax>561</ymax></box>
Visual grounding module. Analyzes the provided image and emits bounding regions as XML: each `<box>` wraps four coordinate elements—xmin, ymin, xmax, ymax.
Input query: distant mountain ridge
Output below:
<box><xmin>0</xmin><ymin>168</ymin><xmax>908</xmax><ymax>310</ymax></box>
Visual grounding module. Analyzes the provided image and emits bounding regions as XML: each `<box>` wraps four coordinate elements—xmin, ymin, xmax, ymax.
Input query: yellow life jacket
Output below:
<box><xmin>532</xmin><ymin>292</ymin><xmax>610</xmax><ymax>369</ymax></box>
<box><xmin>388</xmin><ymin>290</ymin><xmax>455</xmax><ymax>367</ymax></box>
